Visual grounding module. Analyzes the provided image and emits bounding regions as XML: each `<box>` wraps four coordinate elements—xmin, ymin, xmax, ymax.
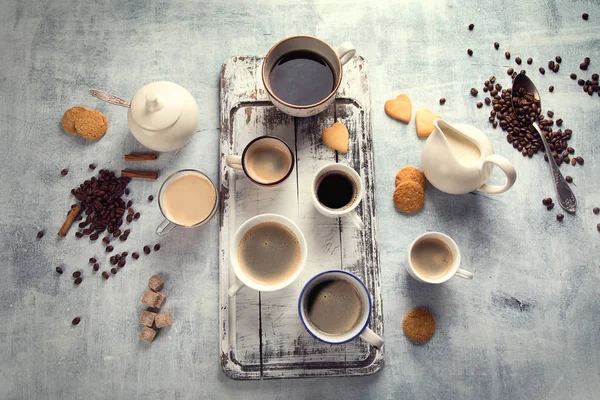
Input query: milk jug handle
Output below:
<box><xmin>477</xmin><ymin>154</ymin><xmax>517</xmax><ymax>194</ymax></box>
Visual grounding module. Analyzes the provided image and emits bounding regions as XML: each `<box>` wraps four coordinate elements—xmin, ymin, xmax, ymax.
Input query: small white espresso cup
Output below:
<box><xmin>406</xmin><ymin>232</ymin><xmax>474</xmax><ymax>284</ymax></box>
<box><xmin>298</xmin><ymin>270</ymin><xmax>383</xmax><ymax>348</ymax></box>
<box><xmin>228</xmin><ymin>214</ymin><xmax>308</xmax><ymax>296</ymax></box>
<box><xmin>312</xmin><ymin>163</ymin><xmax>365</xmax><ymax>229</ymax></box>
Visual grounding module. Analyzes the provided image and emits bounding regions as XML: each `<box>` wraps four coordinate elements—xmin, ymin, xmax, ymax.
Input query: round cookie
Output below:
<box><xmin>395</xmin><ymin>166</ymin><xmax>426</xmax><ymax>189</ymax></box>
<box><xmin>61</xmin><ymin>106</ymin><xmax>89</xmax><ymax>135</ymax></box>
<box><xmin>402</xmin><ymin>307</ymin><xmax>435</xmax><ymax>343</ymax></box>
<box><xmin>74</xmin><ymin>109</ymin><xmax>108</xmax><ymax>140</ymax></box>
<box><xmin>393</xmin><ymin>180</ymin><xmax>425</xmax><ymax>213</ymax></box>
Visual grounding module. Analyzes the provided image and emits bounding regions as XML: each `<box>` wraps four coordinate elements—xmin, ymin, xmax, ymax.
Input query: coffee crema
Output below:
<box><xmin>305</xmin><ymin>279</ymin><xmax>362</xmax><ymax>335</ymax></box>
<box><xmin>162</xmin><ymin>173</ymin><xmax>216</xmax><ymax>226</ymax></box>
<box><xmin>245</xmin><ymin>146</ymin><xmax>291</xmax><ymax>184</ymax></box>
<box><xmin>268</xmin><ymin>50</ymin><xmax>335</xmax><ymax>106</ymax></box>
<box><xmin>316</xmin><ymin>172</ymin><xmax>357</xmax><ymax>210</ymax></box>
<box><xmin>238</xmin><ymin>221</ymin><xmax>301</xmax><ymax>285</ymax></box>
<box><xmin>410</xmin><ymin>237</ymin><xmax>454</xmax><ymax>279</ymax></box>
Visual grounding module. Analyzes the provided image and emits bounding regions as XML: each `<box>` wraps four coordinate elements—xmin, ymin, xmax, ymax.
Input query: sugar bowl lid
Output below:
<box><xmin>130</xmin><ymin>81</ymin><xmax>185</xmax><ymax>131</ymax></box>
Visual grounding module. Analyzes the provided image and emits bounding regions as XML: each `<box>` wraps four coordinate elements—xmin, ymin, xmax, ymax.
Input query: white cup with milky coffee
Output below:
<box><xmin>156</xmin><ymin>169</ymin><xmax>218</xmax><ymax>236</ymax></box>
<box><xmin>406</xmin><ymin>232</ymin><xmax>473</xmax><ymax>284</ymax></box>
<box><xmin>226</xmin><ymin>136</ymin><xmax>295</xmax><ymax>187</ymax></box>
<box><xmin>228</xmin><ymin>214</ymin><xmax>307</xmax><ymax>296</ymax></box>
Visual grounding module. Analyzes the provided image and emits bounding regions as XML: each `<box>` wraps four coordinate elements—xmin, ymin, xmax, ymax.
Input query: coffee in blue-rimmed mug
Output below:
<box><xmin>298</xmin><ymin>270</ymin><xmax>383</xmax><ymax>348</ymax></box>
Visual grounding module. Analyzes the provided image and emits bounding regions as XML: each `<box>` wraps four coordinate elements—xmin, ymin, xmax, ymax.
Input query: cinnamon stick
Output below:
<box><xmin>121</xmin><ymin>170</ymin><xmax>159</xmax><ymax>180</ymax></box>
<box><xmin>124</xmin><ymin>153</ymin><xmax>158</xmax><ymax>161</ymax></box>
<box><xmin>58</xmin><ymin>205</ymin><xmax>81</xmax><ymax>237</ymax></box>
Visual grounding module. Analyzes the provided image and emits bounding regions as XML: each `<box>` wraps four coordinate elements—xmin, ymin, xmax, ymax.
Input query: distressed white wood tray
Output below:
<box><xmin>218</xmin><ymin>56</ymin><xmax>383</xmax><ymax>380</ymax></box>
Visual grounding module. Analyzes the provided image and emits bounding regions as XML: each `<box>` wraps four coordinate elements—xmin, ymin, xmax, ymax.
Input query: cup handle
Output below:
<box><xmin>477</xmin><ymin>154</ymin><xmax>517</xmax><ymax>194</ymax></box>
<box><xmin>455</xmin><ymin>268</ymin><xmax>474</xmax><ymax>280</ymax></box>
<box><xmin>335</xmin><ymin>42</ymin><xmax>356</xmax><ymax>66</ymax></box>
<box><xmin>226</xmin><ymin>155</ymin><xmax>243</xmax><ymax>170</ymax></box>
<box><xmin>156</xmin><ymin>219</ymin><xmax>176</xmax><ymax>236</ymax></box>
<box><xmin>228</xmin><ymin>279</ymin><xmax>245</xmax><ymax>297</ymax></box>
<box><xmin>345</xmin><ymin>211</ymin><xmax>364</xmax><ymax>230</ymax></box>
<box><xmin>359</xmin><ymin>327</ymin><xmax>384</xmax><ymax>348</ymax></box>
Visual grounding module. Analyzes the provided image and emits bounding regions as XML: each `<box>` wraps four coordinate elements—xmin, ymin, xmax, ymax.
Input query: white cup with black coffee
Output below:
<box><xmin>228</xmin><ymin>214</ymin><xmax>307</xmax><ymax>296</ymax></box>
<box><xmin>298</xmin><ymin>270</ymin><xmax>383</xmax><ymax>348</ymax></box>
<box><xmin>312</xmin><ymin>163</ymin><xmax>364</xmax><ymax>229</ymax></box>
<box><xmin>406</xmin><ymin>232</ymin><xmax>474</xmax><ymax>283</ymax></box>
<box><xmin>226</xmin><ymin>136</ymin><xmax>295</xmax><ymax>187</ymax></box>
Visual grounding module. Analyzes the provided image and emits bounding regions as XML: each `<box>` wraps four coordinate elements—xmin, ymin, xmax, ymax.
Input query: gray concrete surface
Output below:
<box><xmin>1</xmin><ymin>0</ymin><xmax>599</xmax><ymax>399</ymax></box>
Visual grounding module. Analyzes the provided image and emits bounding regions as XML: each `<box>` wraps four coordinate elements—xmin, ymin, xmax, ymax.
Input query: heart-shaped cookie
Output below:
<box><xmin>385</xmin><ymin>94</ymin><xmax>412</xmax><ymax>122</ymax></box>
<box><xmin>322</xmin><ymin>122</ymin><xmax>349</xmax><ymax>153</ymax></box>
<box><xmin>415</xmin><ymin>108</ymin><xmax>441</xmax><ymax>138</ymax></box>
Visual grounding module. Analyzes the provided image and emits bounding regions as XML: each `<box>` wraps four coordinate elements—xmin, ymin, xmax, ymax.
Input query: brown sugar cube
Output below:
<box><xmin>155</xmin><ymin>312</ymin><xmax>173</xmax><ymax>328</ymax></box>
<box><xmin>141</xmin><ymin>290</ymin><xmax>160</xmax><ymax>307</ymax></box>
<box><xmin>154</xmin><ymin>292</ymin><xmax>166</xmax><ymax>309</ymax></box>
<box><xmin>139</xmin><ymin>310</ymin><xmax>157</xmax><ymax>327</ymax></box>
<box><xmin>139</xmin><ymin>326</ymin><xmax>157</xmax><ymax>343</ymax></box>
<box><xmin>148</xmin><ymin>275</ymin><xmax>164</xmax><ymax>292</ymax></box>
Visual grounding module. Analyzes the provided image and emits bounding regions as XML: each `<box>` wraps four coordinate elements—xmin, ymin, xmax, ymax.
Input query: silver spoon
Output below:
<box><xmin>88</xmin><ymin>89</ymin><xmax>130</xmax><ymax>108</ymax></box>
<box><xmin>511</xmin><ymin>73</ymin><xmax>576</xmax><ymax>213</ymax></box>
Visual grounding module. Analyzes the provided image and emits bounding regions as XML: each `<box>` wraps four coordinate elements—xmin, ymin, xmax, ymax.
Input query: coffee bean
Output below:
<box><xmin>547</xmin><ymin>110</ymin><xmax>554</xmax><ymax>118</ymax></box>
<box><xmin>584</xmin><ymin>57</ymin><xmax>590</xmax><ymax>65</ymax></box>
<box><xmin>505</xmin><ymin>52</ymin><xmax>510</xmax><ymax>60</ymax></box>
<box><xmin>126</xmin><ymin>200</ymin><xmax>133</xmax><ymax>208</ymax></box>
<box><xmin>106</xmin><ymin>245</ymin><xmax>114</xmax><ymax>253</ymax></box>
<box><xmin>494</xmin><ymin>42</ymin><xmax>499</xmax><ymax>49</ymax></box>
<box><xmin>118</xmin><ymin>259</ymin><xmax>126</xmax><ymax>268</ymax></box>
<box><xmin>89</xmin><ymin>164</ymin><xmax>96</xmax><ymax>170</ymax></box>
<box><xmin>153</xmin><ymin>244</ymin><xmax>161</xmax><ymax>252</ymax></box>
<box><xmin>88</xmin><ymin>257</ymin><xmax>96</xmax><ymax>264</ymax></box>
<box><xmin>148</xmin><ymin>195</ymin><xmax>154</xmax><ymax>202</ymax></box>
<box><xmin>476</xmin><ymin>102</ymin><xmax>483</xmax><ymax>108</ymax></box>
<box><xmin>556</xmin><ymin>119</ymin><xmax>563</xmax><ymax>126</ymax></box>
<box><xmin>527</xmin><ymin>58</ymin><xmax>533</xmax><ymax>65</ymax></box>
<box><xmin>468</xmin><ymin>23</ymin><xmax>474</xmax><ymax>30</ymax></box>
<box><xmin>119</xmin><ymin>234</ymin><xmax>128</xmax><ymax>241</ymax></box>
<box><xmin>549</xmin><ymin>86</ymin><xmax>554</xmax><ymax>92</ymax></box>
<box><xmin>597</xmin><ymin>223</ymin><xmax>600</xmax><ymax>232</ymax></box>
<box><xmin>115</xmin><ymin>254</ymin><xmax>121</xmax><ymax>261</ymax></box>
<box><xmin>121</xmin><ymin>251</ymin><xmax>128</xmax><ymax>257</ymax></box>
<box><xmin>548</xmin><ymin>60</ymin><xmax>555</xmax><ymax>69</ymax></box>
<box><xmin>470</xmin><ymin>88</ymin><xmax>478</xmax><ymax>96</ymax></box>
<box><xmin>570</xmin><ymin>158</ymin><xmax>576</xmax><ymax>166</ymax></box>
<box><xmin>552</xmin><ymin>64</ymin><xmax>559</xmax><ymax>73</ymax></box>
<box><xmin>570</xmin><ymin>73</ymin><xmax>577</xmax><ymax>80</ymax></box>
<box><xmin>36</xmin><ymin>230</ymin><xmax>45</xmax><ymax>239</ymax></box>
<box><xmin>556</xmin><ymin>214</ymin><xmax>564</xmax><ymax>221</ymax></box>
<box><xmin>102</xmin><ymin>237</ymin><xmax>111</xmax><ymax>245</ymax></box>
<box><xmin>73</xmin><ymin>271</ymin><xmax>81</xmax><ymax>278</ymax></box>
<box><xmin>132</xmin><ymin>252</ymin><xmax>140</xmax><ymax>260</ymax></box>
<box><xmin>578</xmin><ymin>79</ymin><xmax>585</xmax><ymax>86</ymax></box>
<box><xmin>126</xmin><ymin>214</ymin><xmax>133</xmax><ymax>223</ymax></box>
<box><xmin>547</xmin><ymin>203</ymin><xmax>555</xmax><ymax>211</ymax></box>
<box><xmin>102</xmin><ymin>271</ymin><xmax>109</xmax><ymax>279</ymax></box>
<box><xmin>110</xmin><ymin>256</ymin><xmax>117</xmax><ymax>265</ymax></box>
<box><xmin>74</xmin><ymin>277</ymin><xmax>82</xmax><ymax>285</ymax></box>
<box><xmin>542</xmin><ymin>198</ymin><xmax>552</xmax><ymax>206</ymax></box>
<box><xmin>565</xmin><ymin>176</ymin><xmax>573</xmax><ymax>183</ymax></box>
<box><xmin>593</xmin><ymin>207</ymin><xmax>600</xmax><ymax>215</ymax></box>
<box><xmin>485</xmin><ymin>97</ymin><xmax>491</xmax><ymax>105</ymax></box>
<box><xmin>93</xmin><ymin>263</ymin><xmax>99</xmax><ymax>272</ymax></box>
<box><xmin>134</xmin><ymin>212</ymin><xmax>140</xmax><ymax>220</ymax></box>
<box><xmin>75</xmin><ymin>232</ymin><xmax>83</xmax><ymax>238</ymax></box>
<box><xmin>507</xmin><ymin>68</ymin><xmax>514</xmax><ymax>75</ymax></box>
<box><xmin>467</xmin><ymin>49</ymin><xmax>473</xmax><ymax>56</ymax></box>
<box><xmin>61</xmin><ymin>169</ymin><xmax>69</xmax><ymax>176</ymax></box>
<box><xmin>72</xmin><ymin>317</ymin><xmax>81</xmax><ymax>325</ymax></box>
<box><xmin>555</xmin><ymin>56</ymin><xmax>562</xmax><ymax>64</ymax></box>
<box><xmin>582</xmin><ymin>13</ymin><xmax>589</xmax><ymax>20</ymax></box>
<box><xmin>143</xmin><ymin>246</ymin><xmax>151</xmax><ymax>255</ymax></box>
<box><xmin>592</xmin><ymin>73</ymin><xmax>599</xmax><ymax>81</ymax></box>
<box><xmin>580</xmin><ymin>63</ymin><xmax>588</xmax><ymax>71</ymax></box>
<box><xmin>515</xmin><ymin>57</ymin><xmax>522</xmax><ymax>65</ymax></box>
<box><xmin>56</xmin><ymin>266</ymin><xmax>63</xmax><ymax>274</ymax></box>
<box><xmin>111</xmin><ymin>267</ymin><xmax>117</xmax><ymax>275</ymax></box>
<box><xmin>113</xmin><ymin>229</ymin><xmax>121</xmax><ymax>238</ymax></box>
<box><xmin>128</xmin><ymin>208</ymin><xmax>134</xmax><ymax>215</ymax></box>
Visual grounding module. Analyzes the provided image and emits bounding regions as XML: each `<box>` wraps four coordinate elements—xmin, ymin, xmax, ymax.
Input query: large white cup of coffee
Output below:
<box><xmin>312</xmin><ymin>163</ymin><xmax>364</xmax><ymax>229</ymax></box>
<box><xmin>226</xmin><ymin>136</ymin><xmax>294</xmax><ymax>187</ymax></box>
<box><xmin>262</xmin><ymin>36</ymin><xmax>356</xmax><ymax>118</ymax></box>
<box><xmin>298</xmin><ymin>270</ymin><xmax>383</xmax><ymax>348</ymax></box>
<box><xmin>406</xmin><ymin>232</ymin><xmax>474</xmax><ymax>284</ymax></box>
<box><xmin>156</xmin><ymin>169</ymin><xmax>218</xmax><ymax>236</ymax></box>
<box><xmin>228</xmin><ymin>214</ymin><xmax>307</xmax><ymax>296</ymax></box>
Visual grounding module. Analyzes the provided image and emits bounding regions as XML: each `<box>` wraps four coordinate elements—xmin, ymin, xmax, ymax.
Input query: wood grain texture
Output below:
<box><xmin>219</xmin><ymin>56</ymin><xmax>383</xmax><ymax>379</ymax></box>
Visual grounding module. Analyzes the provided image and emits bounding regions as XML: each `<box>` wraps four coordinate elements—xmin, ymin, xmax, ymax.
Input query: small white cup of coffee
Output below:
<box><xmin>298</xmin><ymin>270</ymin><xmax>383</xmax><ymax>348</ymax></box>
<box><xmin>226</xmin><ymin>136</ymin><xmax>295</xmax><ymax>187</ymax></box>
<box><xmin>312</xmin><ymin>163</ymin><xmax>364</xmax><ymax>229</ymax></box>
<box><xmin>406</xmin><ymin>232</ymin><xmax>474</xmax><ymax>283</ymax></box>
<box><xmin>228</xmin><ymin>213</ymin><xmax>307</xmax><ymax>296</ymax></box>
<box><xmin>156</xmin><ymin>169</ymin><xmax>218</xmax><ymax>236</ymax></box>
<box><xmin>262</xmin><ymin>36</ymin><xmax>356</xmax><ymax>117</ymax></box>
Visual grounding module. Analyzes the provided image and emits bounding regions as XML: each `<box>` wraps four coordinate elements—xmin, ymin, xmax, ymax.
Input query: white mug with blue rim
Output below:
<box><xmin>298</xmin><ymin>270</ymin><xmax>383</xmax><ymax>348</ymax></box>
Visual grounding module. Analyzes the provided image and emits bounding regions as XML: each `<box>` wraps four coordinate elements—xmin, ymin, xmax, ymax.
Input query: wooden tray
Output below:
<box><xmin>218</xmin><ymin>56</ymin><xmax>383</xmax><ymax>379</ymax></box>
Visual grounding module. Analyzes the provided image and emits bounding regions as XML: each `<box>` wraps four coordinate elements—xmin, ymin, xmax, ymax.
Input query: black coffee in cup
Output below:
<box><xmin>316</xmin><ymin>172</ymin><xmax>356</xmax><ymax>209</ymax></box>
<box><xmin>268</xmin><ymin>50</ymin><xmax>335</xmax><ymax>106</ymax></box>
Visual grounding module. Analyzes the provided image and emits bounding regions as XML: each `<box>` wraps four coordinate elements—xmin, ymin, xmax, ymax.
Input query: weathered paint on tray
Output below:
<box><xmin>218</xmin><ymin>56</ymin><xmax>383</xmax><ymax>379</ymax></box>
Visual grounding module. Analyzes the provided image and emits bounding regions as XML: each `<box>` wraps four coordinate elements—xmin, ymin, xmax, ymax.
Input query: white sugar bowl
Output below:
<box><xmin>127</xmin><ymin>81</ymin><xmax>199</xmax><ymax>152</ymax></box>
